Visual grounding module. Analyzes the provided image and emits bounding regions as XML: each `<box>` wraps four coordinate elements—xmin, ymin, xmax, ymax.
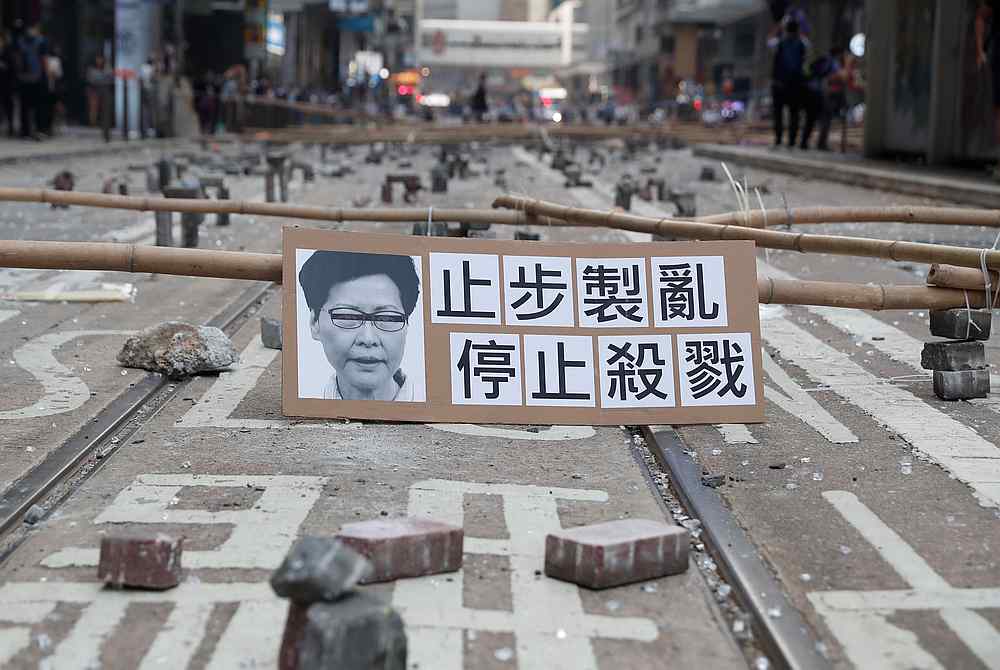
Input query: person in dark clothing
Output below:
<box><xmin>0</xmin><ymin>32</ymin><xmax>15</xmax><ymax>136</ymax></box>
<box><xmin>816</xmin><ymin>47</ymin><xmax>846</xmax><ymax>151</ymax></box>
<box><xmin>470</xmin><ymin>73</ymin><xmax>488</xmax><ymax>123</ymax></box>
<box><xmin>799</xmin><ymin>47</ymin><xmax>841</xmax><ymax>149</ymax></box>
<box><xmin>771</xmin><ymin>19</ymin><xmax>807</xmax><ymax>148</ymax></box>
<box><xmin>977</xmin><ymin>0</ymin><xmax>1000</xmax><ymax>175</ymax></box>
<box><xmin>15</xmin><ymin>24</ymin><xmax>48</xmax><ymax>140</ymax></box>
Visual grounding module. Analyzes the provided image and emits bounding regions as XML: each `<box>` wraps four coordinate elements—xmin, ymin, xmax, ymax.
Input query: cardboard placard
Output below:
<box><xmin>282</xmin><ymin>228</ymin><xmax>765</xmax><ymax>425</ymax></box>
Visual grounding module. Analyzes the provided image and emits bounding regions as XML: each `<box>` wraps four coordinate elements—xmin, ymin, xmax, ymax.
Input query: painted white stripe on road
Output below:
<box><xmin>813</xmin><ymin>491</ymin><xmax>1000</xmax><ymax>669</ymax></box>
<box><xmin>714</xmin><ymin>423</ymin><xmax>758</xmax><ymax>444</ymax></box>
<box><xmin>43</xmin><ymin>597</ymin><xmax>129</xmax><ymax>669</ymax></box>
<box><xmin>0</xmin><ymin>330</ymin><xmax>130</xmax><ymax>420</ymax></box>
<box><xmin>763</xmin><ymin>350</ymin><xmax>858</xmax><ymax>444</ymax></box>
<box><xmin>0</xmin><ymin>628</ymin><xmax>30</xmax><ymax>667</ymax></box>
<box><xmin>138</xmin><ymin>601</ymin><xmax>214</xmax><ymax>670</ymax></box>
<box><xmin>763</xmin><ymin>315</ymin><xmax>1000</xmax><ymax>506</ymax></box>
<box><xmin>429</xmin><ymin>423</ymin><xmax>597</xmax><ymax>441</ymax></box>
<box><xmin>0</xmin><ymin>309</ymin><xmax>18</xmax><ymax>325</ymax></box>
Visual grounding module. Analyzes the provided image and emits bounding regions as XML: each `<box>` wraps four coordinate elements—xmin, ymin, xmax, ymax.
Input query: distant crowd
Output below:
<box><xmin>0</xmin><ymin>21</ymin><xmax>63</xmax><ymax>141</ymax></box>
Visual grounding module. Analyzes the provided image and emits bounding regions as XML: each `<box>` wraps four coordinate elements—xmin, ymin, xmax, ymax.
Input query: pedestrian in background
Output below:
<box><xmin>816</xmin><ymin>47</ymin><xmax>847</xmax><ymax>151</ymax></box>
<box><xmin>470</xmin><ymin>73</ymin><xmax>488</xmax><ymax>123</ymax></box>
<box><xmin>40</xmin><ymin>44</ymin><xmax>63</xmax><ymax>136</ymax></box>
<box><xmin>15</xmin><ymin>23</ymin><xmax>47</xmax><ymax>141</ymax></box>
<box><xmin>799</xmin><ymin>46</ymin><xmax>840</xmax><ymax>150</ymax></box>
<box><xmin>86</xmin><ymin>54</ymin><xmax>111</xmax><ymax>128</ymax></box>
<box><xmin>0</xmin><ymin>31</ymin><xmax>15</xmax><ymax>137</ymax></box>
<box><xmin>771</xmin><ymin>19</ymin><xmax>807</xmax><ymax>148</ymax></box>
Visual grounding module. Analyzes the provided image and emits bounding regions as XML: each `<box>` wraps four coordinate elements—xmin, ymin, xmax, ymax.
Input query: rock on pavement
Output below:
<box><xmin>270</xmin><ymin>537</ymin><xmax>372</xmax><ymax>605</ymax></box>
<box><xmin>117</xmin><ymin>321</ymin><xmax>238</xmax><ymax>379</ymax></box>
<box><xmin>545</xmin><ymin>519</ymin><xmax>689</xmax><ymax>589</ymax></box>
<box><xmin>337</xmin><ymin>517</ymin><xmax>463</xmax><ymax>583</ymax></box>
<box><xmin>292</xmin><ymin>593</ymin><xmax>407</xmax><ymax>670</ymax></box>
<box><xmin>98</xmin><ymin>533</ymin><xmax>183</xmax><ymax>590</ymax></box>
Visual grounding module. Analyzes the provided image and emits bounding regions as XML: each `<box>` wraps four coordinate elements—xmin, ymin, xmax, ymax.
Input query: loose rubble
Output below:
<box><xmin>117</xmin><ymin>321</ymin><xmax>239</xmax><ymax>379</ymax></box>
<box><xmin>98</xmin><ymin>533</ymin><xmax>183</xmax><ymax>590</ymax></box>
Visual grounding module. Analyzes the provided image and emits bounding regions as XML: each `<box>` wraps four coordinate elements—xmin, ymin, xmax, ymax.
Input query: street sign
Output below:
<box><xmin>282</xmin><ymin>229</ymin><xmax>764</xmax><ymax>425</ymax></box>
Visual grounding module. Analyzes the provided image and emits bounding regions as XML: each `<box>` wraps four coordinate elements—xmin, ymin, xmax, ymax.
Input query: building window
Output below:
<box><xmin>660</xmin><ymin>35</ymin><xmax>675</xmax><ymax>54</ymax></box>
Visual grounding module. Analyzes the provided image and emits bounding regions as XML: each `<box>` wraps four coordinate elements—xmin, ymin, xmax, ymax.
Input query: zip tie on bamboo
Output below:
<box><xmin>0</xmin><ymin>240</ymin><xmax>991</xmax><ymax>311</ymax></box>
<box><xmin>492</xmin><ymin>194</ymin><xmax>1000</xmax><ymax>273</ymax></box>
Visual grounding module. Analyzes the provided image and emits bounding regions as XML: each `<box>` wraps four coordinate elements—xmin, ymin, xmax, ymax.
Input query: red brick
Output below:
<box><xmin>98</xmin><ymin>533</ymin><xmax>183</xmax><ymax>590</ymax></box>
<box><xmin>544</xmin><ymin>519</ymin><xmax>688</xmax><ymax>589</ymax></box>
<box><xmin>336</xmin><ymin>517</ymin><xmax>463</xmax><ymax>583</ymax></box>
<box><xmin>278</xmin><ymin>602</ymin><xmax>309</xmax><ymax>670</ymax></box>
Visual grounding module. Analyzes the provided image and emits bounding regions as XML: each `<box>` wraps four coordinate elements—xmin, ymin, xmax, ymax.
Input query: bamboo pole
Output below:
<box><xmin>926</xmin><ymin>263</ymin><xmax>999</xmax><ymax>291</ymax></box>
<box><xmin>0</xmin><ymin>188</ymin><xmax>566</xmax><ymax>227</ymax></box>
<box><xmin>493</xmin><ymin>195</ymin><xmax>1000</xmax><ymax>273</ymax></box>
<box><xmin>699</xmin><ymin>206</ymin><xmax>1000</xmax><ymax>229</ymax></box>
<box><xmin>0</xmin><ymin>240</ymin><xmax>991</xmax><ymax>310</ymax></box>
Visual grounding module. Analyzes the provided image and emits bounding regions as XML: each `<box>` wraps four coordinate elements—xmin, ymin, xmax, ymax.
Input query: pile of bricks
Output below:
<box><xmin>922</xmin><ymin>308</ymin><xmax>991</xmax><ymax>400</ymax></box>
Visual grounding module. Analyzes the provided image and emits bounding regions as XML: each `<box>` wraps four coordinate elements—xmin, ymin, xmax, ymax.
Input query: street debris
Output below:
<box><xmin>22</xmin><ymin>504</ymin><xmax>45</xmax><ymax>525</ymax></box>
<box><xmin>270</xmin><ymin>537</ymin><xmax>371</xmax><ymax>604</ymax></box>
<box><xmin>272</xmin><ymin>537</ymin><xmax>407</xmax><ymax>670</ymax></box>
<box><xmin>49</xmin><ymin>170</ymin><xmax>74</xmax><ymax>209</ymax></box>
<box><xmin>701</xmin><ymin>473</ymin><xmax>726</xmax><ymax>488</ymax></box>
<box><xmin>925</xmin><ymin>309</ymin><xmax>992</xmax><ymax>399</ymax></box>
<box><xmin>261</xmin><ymin>316</ymin><xmax>283</xmax><ymax>350</ymax></box>
<box><xmin>336</xmin><ymin>517</ymin><xmax>464</xmax><ymax>583</ymax></box>
<box><xmin>98</xmin><ymin>533</ymin><xmax>183</xmax><ymax>590</ymax></box>
<box><xmin>117</xmin><ymin>321</ymin><xmax>239</xmax><ymax>379</ymax></box>
<box><xmin>544</xmin><ymin>518</ymin><xmax>689</xmax><ymax>589</ymax></box>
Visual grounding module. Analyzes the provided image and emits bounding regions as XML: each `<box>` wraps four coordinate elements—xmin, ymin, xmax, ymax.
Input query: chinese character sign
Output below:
<box><xmin>283</xmin><ymin>229</ymin><xmax>764</xmax><ymax>425</ymax></box>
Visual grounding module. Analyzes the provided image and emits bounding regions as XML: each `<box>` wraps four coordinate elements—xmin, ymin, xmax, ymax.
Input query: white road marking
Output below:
<box><xmin>0</xmin><ymin>330</ymin><xmax>131</xmax><ymax>420</ymax></box>
<box><xmin>762</xmin><ymin>350</ymin><xmax>858</xmax><ymax>444</ymax></box>
<box><xmin>43</xmin><ymin>474</ymin><xmax>325</xmax><ymax>570</ymax></box>
<box><xmin>714</xmin><ymin>423</ymin><xmax>758</xmax><ymax>443</ymax></box>
<box><xmin>138</xmin><ymin>602</ymin><xmax>214</xmax><ymax>670</ymax></box>
<box><xmin>0</xmin><ymin>582</ymin><xmax>279</xmax><ymax>669</ymax></box>
<box><xmin>395</xmin><ymin>479</ymin><xmax>658</xmax><ymax>670</ymax></box>
<box><xmin>175</xmin><ymin>335</ymin><xmax>337</xmax><ymax>430</ymax></box>
<box><xmin>762</xmin><ymin>314</ymin><xmax>1000</xmax><ymax>507</ymax></box>
<box><xmin>429</xmin><ymin>423</ymin><xmax>597</xmax><ymax>441</ymax></box>
<box><xmin>0</xmin><ymin>309</ymin><xmax>18</xmax><ymax>324</ymax></box>
<box><xmin>0</xmin><ymin>628</ymin><xmax>31</xmax><ymax>666</ymax></box>
<box><xmin>810</xmin><ymin>491</ymin><xmax>1000</xmax><ymax>669</ymax></box>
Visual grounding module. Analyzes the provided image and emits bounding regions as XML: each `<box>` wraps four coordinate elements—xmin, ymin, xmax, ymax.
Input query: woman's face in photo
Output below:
<box><xmin>310</xmin><ymin>273</ymin><xmax>408</xmax><ymax>398</ymax></box>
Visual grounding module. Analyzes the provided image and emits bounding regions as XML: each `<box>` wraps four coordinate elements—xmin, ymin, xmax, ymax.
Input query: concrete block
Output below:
<box><xmin>261</xmin><ymin>317</ymin><xmax>283</xmax><ymax>350</ymax></box>
<box><xmin>337</xmin><ymin>517</ymin><xmax>463</xmax><ymax>583</ymax></box>
<box><xmin>545</xmin><ymin>519</ymin><xmax>688</xmax><ymax>589</ymax></box>
<box><xmin>933</xmin><ymin>369</ymin><xmax>990</xmax><ymax>400</ymax></box>
<box><xmin>98</xmin><ymin>533</ymin><xmax>183</xmax><ymax>590</ymax></box>
<box><xmin>271</xmin><ymin>537</ymin><xmax>371</xmax><ymax>604</ymax></box>
<box><xmin>929</xmin><ymin>309</ymin><xmax>992</xmax><ymax>340</ymax></box>
<box><xmin>920</xmin><ymin>340</ymin><xmax>985</xmax><ymax>371</ymax></box>
<box><xmin>292</xmin><ymin>592</ymin><xmax>407</xmax><ymax>670</ymax></box>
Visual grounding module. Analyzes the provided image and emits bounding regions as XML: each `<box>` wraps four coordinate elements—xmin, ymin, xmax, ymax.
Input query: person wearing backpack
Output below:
<box><xmin>15</xmin><ymin>23</ymin><xmax>48</xmax><ymax>140</ymax></box>
<box><xmin>770</xmin><ymin>19</ymin><xmax>807</xmax><ymax>148</ymax></box>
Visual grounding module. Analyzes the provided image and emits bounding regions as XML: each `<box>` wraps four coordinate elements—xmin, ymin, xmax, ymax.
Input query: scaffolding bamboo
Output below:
<box><xmin>492</xmin><ymin>195</ymin><xmax>1000</xmax><ymax>272</ymax></box>
<box><xmin>0</xmin><ymin>240</ymin><xmax>990</xmax><ymax>311</ymax></box>
<box><xmin>926</xmin><ymin>263</ymin><xmax>1000</xmax><ymax>291</ymax></box>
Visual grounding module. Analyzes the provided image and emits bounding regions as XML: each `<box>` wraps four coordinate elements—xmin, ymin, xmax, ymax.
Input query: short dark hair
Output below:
<box><xmin>299</xmin><ymin>250</ymin><xmax>420</xmax><ymax>320</ymax></box>
<box><xmin>786</xmin><ymin>19</ymin><xmax>800</xmax><ymax>34</ymax></box>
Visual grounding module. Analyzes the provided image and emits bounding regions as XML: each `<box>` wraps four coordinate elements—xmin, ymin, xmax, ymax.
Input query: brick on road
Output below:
<box><xmin>336</xmin><ymin>517</ymin><xmax>463</xmax><ymax>583</ymax></box>
<box><xmin>545</xmin><ymin>519</ymin><xmax>689</xmax><ymax>589</ymax></box>
<box><xmin>929</xmin><ymin>308</ymin><xmax>992</xmax><ymax>340</ymax></box>
<box><xmin>933</xmin><ymin>369</ymin><xmax>991</xmax><ymax>400</ymax></box>
<box><xmin>920</xmin><ymin>340</ymin><xmax>986</xmax><ymax>371</ymax></box>
<box><xmin>97</xmin><ymin>533</ymin><xmax>183</xmax><ymax>590</ymax></box>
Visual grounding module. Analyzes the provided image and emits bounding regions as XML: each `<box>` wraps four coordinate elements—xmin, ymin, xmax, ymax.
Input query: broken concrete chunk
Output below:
<box><xmin>23</xmin><ymin>504</ymin><xmax>45</xmax><ymax>525</ymax></box>
<box><xmin>933</xmin><ymin>369</ymin><xmax>990</xmax><ymax>400</ymax></box>
<box><xmin>261</xmin><ymin>317</ymin><xmax>283</xmax><ymax>350</ymax></box>
<box><xmin>117</xmin><ymin>321</ymin><xmax>238</xmax><ymax>379</ymax></box>
<box><xmin>929</xmin><ymin>309</ymin><xmax>992</xmax><ymax>340</ymax></box>
<box><xmin>337</xmin><ymin>517</ymin><xmax>463</xmax><ymax>583</ymax></box>
<box><xmin>293</xmin><ymin>592</ymin><xmax>407</xmax><ymax>670</ymax></box>
<box><xmin>271</xmin><ymin>537</ymin><xmax>371</xmax><ymax>605</ymax></box>
<box><xmin>920</xmin><ymin>340</ymin><xmax>985</xmax><ymax>371</ymax></box>
<box><xmin>98</xmin><ymin>533</ymin><xmax>183</xmax><ymax>590</ymax></box>
<box><xmin>545</xmin><ymin>519</ymin><xmax>688</xmax><ymax>589</ymax></box>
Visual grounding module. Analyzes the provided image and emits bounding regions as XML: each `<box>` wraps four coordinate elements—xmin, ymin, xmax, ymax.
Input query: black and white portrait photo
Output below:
<box><xmin>295</xmin><ymin>249</ymin><xmax>426</xmax><ymax>402</ymax></box>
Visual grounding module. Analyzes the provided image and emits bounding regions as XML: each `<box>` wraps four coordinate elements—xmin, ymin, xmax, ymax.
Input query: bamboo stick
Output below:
<box><xmin>0</xmin><ymin>239</ymin><xmax>990</xmax><ymax>311</ymax></box>
<box><xmin>699</xmin><ymin>206</ymin><xmax>1000</xmax><ymax>229</ymax></box>
<box><xmin>493</xmin><ymin>195</ymin><xmax>1000</xmax><ymax>273</ymax></box>
<box><xmin>926</xmin><ymin>263</ymin><xmax>999</xmax><ymax>291</ymax></box>
<box><xmin>0</xmin><ymin>188</ymin><xmax>565</xmax><ymax>227</ymax></box>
